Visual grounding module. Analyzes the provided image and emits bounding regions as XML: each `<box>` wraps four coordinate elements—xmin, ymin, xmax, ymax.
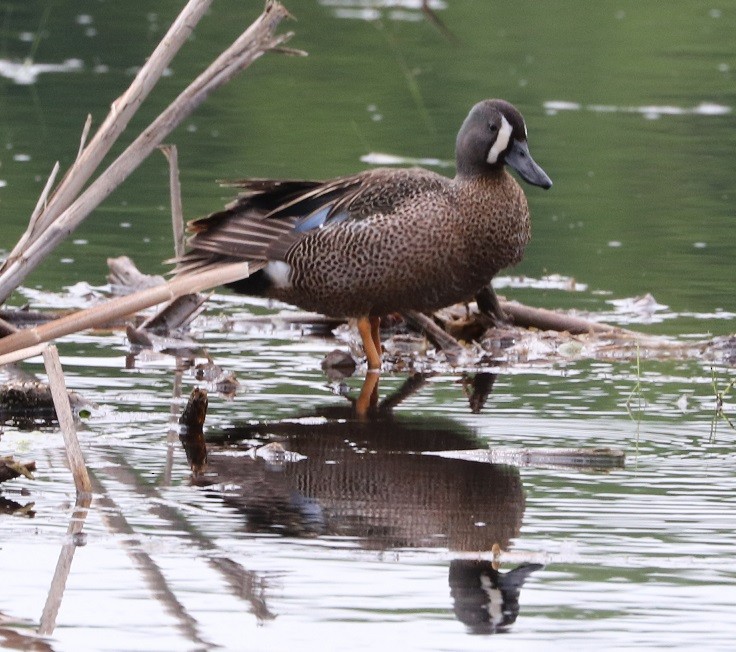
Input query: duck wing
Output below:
<box><xmin>175</xmin><ymin>168</ymin><xmax>445</xmax><ymax>275</ymax></box>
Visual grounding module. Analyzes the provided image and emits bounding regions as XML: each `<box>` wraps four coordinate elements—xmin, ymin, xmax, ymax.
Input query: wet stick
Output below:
<box><xmin>162</xmin><ymin>361</ymin><xmax>186</xmax><ymax>487</ymax></box>
<box><xmin>0</xmin><ymin>457</ymin><xmax>36</xmax><ymax>484</ymax></box>
<box><xmin>404</xmin><ymin>310</ymin><xmax>465</xmax><ymax>363</ymax></box>
<box><xmin>42</xmin><ymin>345</ymin><xmax>92</xmax><ymax>496</ymax></box>
<box><xmin>143</xmin><ymin>145</ymin><xmax>207</xmax><ymax>332</ymax></box>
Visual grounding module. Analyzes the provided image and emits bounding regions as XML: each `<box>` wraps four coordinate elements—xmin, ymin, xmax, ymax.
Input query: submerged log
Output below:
<box><xmin>0</xmin><ymin>308</ymin><xmax>59</xmax><ymax>330</ymax></box>
<box><xmin>0</xmin><ymin>380</ymin><xmax>90</xmax><ymax>428</ymax></box>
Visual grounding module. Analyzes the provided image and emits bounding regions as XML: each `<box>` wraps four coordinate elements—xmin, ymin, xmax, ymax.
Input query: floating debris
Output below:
<box><xmin>544</xmin><ymin>99</ymin><xmax>731</xmax><ymax>119</ymax></box>
<box><xmin>107</xmin><ymin>255</ymin><xmax>166</xmax><ymax>295</ymax></box>
<box><xmin>0</xmin><ymin>57</ymin><xmax>83</xmax><ymax>85</ymax></box>
<box><xmin>427</xmin><ymin>447</ymin><xmax>625</xmax><ymax>471</ymax></box>
<box><xmin>321</xmin><ymin>349</ymin><xmax>357</xmax><ymax>380</ymax></box>
<box><xmin>243</xmin><ymin>442</ymin><xmax>307</xmax><ymax>466</ymax></box>
<box><xmin>360</xmin><ymin>152</ymin><xmax>453</xmax><ymax>168</ymax></box>
<box><xmin>320</xmin><ymin>0</ymin><xmax>448</xmax><ymax>23</ymax></box>
<box><xmin>0</xmin><ymin>496</ymin><xmax>36</xmax><ymax>517</ymax></box>
<box><xmin>0</xmin><ymin>455</ymin><xmax>36</xmax><ymax>483</ymax></box>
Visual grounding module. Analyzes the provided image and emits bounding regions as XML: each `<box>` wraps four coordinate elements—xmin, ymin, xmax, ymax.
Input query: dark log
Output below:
<box><xmin>500</xmin><ymin>300</ymin><xmax>625</xmax><ymax>335</ymax></box>
<box><xmin>403</xmin><ymin>310</ymin><xmax>465</xmax><ymax>362</ymax></box>
<box><xmin>179</xmin><ymin>388</ymin><xmax>209</xmax><ymax>474</ymax></box>
<box><xmin>0</xmin><ymin>456</ymin><xmax>36</xmax><ymax>483</ymax></box>
<box><xmin>0</xmin><ymin>380</ymin><xmax>89</xmax><ymax>428</ymax></box>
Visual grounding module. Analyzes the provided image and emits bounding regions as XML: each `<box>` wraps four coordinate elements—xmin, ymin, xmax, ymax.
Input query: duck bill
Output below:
<box><xmin>505</xmin><ymin>140</ymin><xmax>553</xmax><ymax>189</ymax></box>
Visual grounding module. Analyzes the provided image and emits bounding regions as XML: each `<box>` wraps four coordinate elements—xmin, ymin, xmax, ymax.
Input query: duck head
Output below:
<box><xmin>456</xmin><ymin>99</ymin><xmax>552</xmax><ymax>189</ymax></box>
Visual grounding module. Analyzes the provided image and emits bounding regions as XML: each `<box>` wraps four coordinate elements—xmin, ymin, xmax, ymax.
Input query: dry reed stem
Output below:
<box><xmin>42</xmin><ymin>345</ymin><xmax>92</xmax><ymax>496</ymax></box>
<box><xmin>159</xmin><ymin>145</ymin><xmax>185</xmax><ymax>259</ymax></box>
<box><xmin>1</xmin><ymin>0</ymin><xmax>213</xmax><ymax>277</ymax></box>
<box><xmin>0</xmin><ymin>1</ymin><xmax>293</xmax><ymax>306</ymax></box>
<box><xmin>0</xmin><ymin>263</ymin><xmax>250</xmax><ymax>357</ymax></box>
<box><xmin>0</xmin><ymin>343</ymin><xmax>48</xmax><ymax>366</ymax></box>
<box><xmin>75</xmin><ymin>114</ymin><xmax>93</xmax><ymax>162</ymax></box>
<box><xmin>9</xmin><ymin>161</ymin><xmax>61</xmax><ymax>263</ymax></box>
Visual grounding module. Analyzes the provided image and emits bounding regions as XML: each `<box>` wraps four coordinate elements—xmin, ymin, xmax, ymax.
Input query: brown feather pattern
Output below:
<box><xmin>174</xmin><ymin>99</ymin><xmax>551</xmax><ymax>319</ymax></box>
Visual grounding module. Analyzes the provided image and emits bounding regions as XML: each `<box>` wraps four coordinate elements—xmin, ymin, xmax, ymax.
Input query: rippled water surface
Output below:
<box><xmin>1</xmin><ymin>1</ymin><xmax>735</xmax><ymax>651</ymax></box>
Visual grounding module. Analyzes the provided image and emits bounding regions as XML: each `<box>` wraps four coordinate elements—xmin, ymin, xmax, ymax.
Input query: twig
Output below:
<box><xmin>8</xmin><ymin>161</ymin><xmax>61</xmax><ymax>262</ymax></box>
<box><xmin>162</xmin><ymin>360</ymin><xmax>186</xmax><ymax>487</ymax></box>
<box><xmin>710</xmin><ymin>370</ymin><xmax>735</xmax><ymax>439</ymax></box>
<box><xmin>42</xmin><ymin>345</ymin><xmax>92</xmax><ymax>496</ymax></box>
<box><xmin>625</xmin><ymin>341</ymin><xmax>643</xmax><ymax>420</ymax></box>
<box><xmin>76</xmin><ymin>114</ymin><xmax>93</xmax><ymax>162</ymax></box>
<box><xmin>0</xmin><ymin>263</ymin><xmax>251</xmax><ymax>357</ymax></box>
<box><xmin>159</xmin><ymin>144</ymin><xmax>185</xmax><ymax>259</ymax></box>
<box><xmin>421</xmin><ymin>0</ymin><xmax>459</xmax><ymax>44</ymax></box>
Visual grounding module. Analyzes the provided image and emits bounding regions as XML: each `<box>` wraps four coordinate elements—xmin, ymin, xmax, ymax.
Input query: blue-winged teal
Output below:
<box><xmin>177</xmin><ymin>99</ymin><xmax>552</xmax><ymax>369</ymax></box>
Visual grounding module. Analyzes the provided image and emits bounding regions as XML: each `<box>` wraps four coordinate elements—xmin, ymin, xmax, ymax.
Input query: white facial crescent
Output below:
<box><xmin>486</xmin><ymin>115</ymin><xmax>513</xmax><ymax>164</ymax></box>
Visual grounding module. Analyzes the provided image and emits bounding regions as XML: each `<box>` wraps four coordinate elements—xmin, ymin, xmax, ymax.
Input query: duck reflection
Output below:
<box><xmin>449</xmin><ymin>560</ymin><xmax>542</xmax><ymax>635</ymax></box>
<box><xmin>186</xmin><ymin>372</ymin><xmax>541</xmax><ymax>633</ymax></box>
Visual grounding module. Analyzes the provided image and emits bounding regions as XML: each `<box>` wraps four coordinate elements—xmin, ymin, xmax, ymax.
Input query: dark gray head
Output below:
<box><xmin>455</xmin><ymin>99</ymin><xmax>552</xmax><ymax>189</ymax></box>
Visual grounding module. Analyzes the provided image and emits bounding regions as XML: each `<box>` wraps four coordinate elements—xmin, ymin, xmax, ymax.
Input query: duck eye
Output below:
<box><xmin>489</xmin><ymin>123</ymin><xmax>498</xmax><ymax>133</ymax></box>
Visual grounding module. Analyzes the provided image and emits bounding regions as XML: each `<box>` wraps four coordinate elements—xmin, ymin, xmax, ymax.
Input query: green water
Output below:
<box><xmin>1</xmin><ymin>2</ymin><xmax>735</xmax><ymax>651</ymax></box>
<box><xmin>2</xmin><ymin>1</ymin><xmax>734</xmax><ymax>319</ymax></box>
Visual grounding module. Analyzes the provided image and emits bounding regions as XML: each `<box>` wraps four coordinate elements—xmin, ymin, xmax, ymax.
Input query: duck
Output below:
<box><xmin>175</xmin><ymin>99</ymin><xmax>552</xmax><ymax>370</ymax></box>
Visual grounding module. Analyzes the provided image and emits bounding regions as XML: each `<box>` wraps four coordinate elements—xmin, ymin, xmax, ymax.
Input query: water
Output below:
<box><xmin>1</xmin><ymin>2</ymin><xmax>735</xmax><ymax>650</ymax></box>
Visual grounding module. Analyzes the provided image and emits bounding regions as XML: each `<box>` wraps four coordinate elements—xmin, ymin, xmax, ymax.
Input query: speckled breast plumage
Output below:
<box><xmin>273</xmin><ymin>171</ymin><xmax>530</xmax><ymax>317</ymax></box>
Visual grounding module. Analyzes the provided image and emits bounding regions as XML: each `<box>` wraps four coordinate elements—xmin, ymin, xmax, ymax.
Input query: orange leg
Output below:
<box><xmin>354</xmin><ymin>370</ymin><xmax>380</xmax><ymax>418</ymax></box>
<box><xmin>370</xmin><ymin>316</ymin><xmax>382</xmax><ymax>359</ymax></box>
<box><xmin>357</xmin><ymin>316</ymin><xmax>382</xmax><ymax>370</ymax></box>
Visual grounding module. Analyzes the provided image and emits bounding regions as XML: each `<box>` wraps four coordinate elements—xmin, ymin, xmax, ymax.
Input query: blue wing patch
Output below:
<box><xmin>293</xmin><ymin>204</ymin><xmax>350</xmax><ymax>233</ymax></box>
